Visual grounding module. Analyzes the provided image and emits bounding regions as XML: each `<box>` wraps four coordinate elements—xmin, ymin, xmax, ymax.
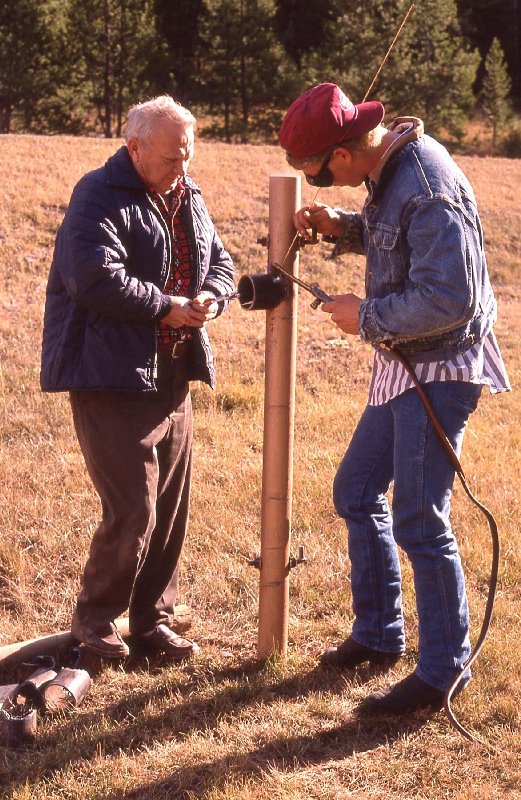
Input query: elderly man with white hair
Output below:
<box><xmin>41</xmin><ymin>96</ymin><xmax>234</xmax><ymax>661</ymax></box>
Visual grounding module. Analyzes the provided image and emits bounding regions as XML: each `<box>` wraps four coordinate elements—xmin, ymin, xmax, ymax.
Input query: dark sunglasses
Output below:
<box><xmin>305</xmin><ymin>150</ymin><xmax>334</xmax><ymax>187</ymax></box>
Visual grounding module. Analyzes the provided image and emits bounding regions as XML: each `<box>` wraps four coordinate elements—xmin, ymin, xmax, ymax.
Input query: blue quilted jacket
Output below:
<box><xmin>40</xmin><ymin>146</ymin><xmax>234</xmax><ymax>391</ymax></box>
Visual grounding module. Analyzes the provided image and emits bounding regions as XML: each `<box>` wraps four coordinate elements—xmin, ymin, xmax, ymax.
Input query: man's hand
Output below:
<box><xmin>293</xmin><ymin>202</ymin><xmax>344</xmax><ymax>240</ymax></box>
<box><xmin>321</xmin><ymin>293</ymin><xmax>363</xmax><ymax>335</ymax></box>
<box><xmin>192</xmin><ymin>290</ymin><xmax>219</xmax><ymax>321</ymax></box>
<box><xmin>161</xmin><ymin>292</ymin><xmax>218</xmax><ymax>329</ymax></box>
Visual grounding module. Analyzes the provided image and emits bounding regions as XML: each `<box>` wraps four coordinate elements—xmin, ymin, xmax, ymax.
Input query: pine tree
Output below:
<box><xmin>66</xmin><ymin>0</ymin><xmax>163</xmax><ymax>138</ymax></box>
<box><xmin>153</xmin><ymin>0</ymin><xmax>205</xmax><ymax>103</ymax></box>
<box><xmin>482</xmin><ymin>37</ymin><xmax>513</xmax><ymax>152</ymax></box>
<box><xmin>0</xmin><ymin>0</ymin><xmax>57</xmax><ymax>133</ymax></box>
<box><xmin>200</xmin><ymin>0</ymin><xmax>300</xmax><ymax>143</ymax></box>
<box><xmin>274</xmin><ymin>0</ymin><xmax>336</xmax><ymax>70</ymax></box>
<box><xmin>457</xmin><ymin>0</ymin><xmax>521</xmax><ymax>108</ymax></box>
<box><xmin>299</xmin><ymin>0</ymin><xmax>480</xmax><ymax>140</ymax></box>
<box><xmin>394</xmin><ymin>0</ymin><xmax>479</xmax><ymax>138</ymax></box>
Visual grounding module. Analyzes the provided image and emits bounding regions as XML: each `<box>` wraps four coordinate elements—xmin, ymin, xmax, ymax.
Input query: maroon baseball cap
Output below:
<box><xmin>279</xmin><ymin>83</ymin><xmax>385</xmax><ymax>160</ymax></box>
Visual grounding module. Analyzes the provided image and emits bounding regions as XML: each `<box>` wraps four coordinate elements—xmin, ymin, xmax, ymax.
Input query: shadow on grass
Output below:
<box><xmin>0</xmin><ymin>657</ymin><xmax>429</xmax><ymax>798</ymax></box>
<box><xmin>96</xmin><ymin>715</ymin><xmax>426</xmax><ymax>800</ymax></box>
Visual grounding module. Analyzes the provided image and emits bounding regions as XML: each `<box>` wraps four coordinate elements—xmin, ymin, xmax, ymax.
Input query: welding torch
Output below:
<box><xmin>207</xmin><ymin>269</ymin><xmax>333</xmax><ymax>311</ymax></box>
<box><xmin>270</xmin><ymin>262</ymin><xmax>333</xmax><ymax>309</ymax></box>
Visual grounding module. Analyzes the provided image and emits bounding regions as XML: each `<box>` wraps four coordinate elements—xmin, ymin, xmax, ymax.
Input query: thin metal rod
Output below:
<box><xmin>362</xmin><ymin>4</ymin><xmax>416</xmax><ymax>102</ymax></box>
<box><xmin>272</xmin><ymin>261</ymin><xmax>333</xmax><ymax>302</ymax></box>
<box><xmin>280</xmin><ymin>7</ymin><xmax>415</xmax><ymax>245</ymax></box>
<box><xmin>277</xmin><ymin>187</ymin><xmax>321</xmax><ymax>271</ymax></box>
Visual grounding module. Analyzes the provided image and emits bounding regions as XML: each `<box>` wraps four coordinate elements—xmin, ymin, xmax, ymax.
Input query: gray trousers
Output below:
<box><xmin>69</xmin><ymin>355</ymin><xmax>193</xmax><ymax>636</ymax></box>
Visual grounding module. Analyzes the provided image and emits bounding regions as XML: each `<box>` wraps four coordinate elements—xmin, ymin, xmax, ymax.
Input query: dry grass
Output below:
<box><xmin>0</xmin><ymin>132</ymin><xmax>520</xmax><ymax>798</ymax></box>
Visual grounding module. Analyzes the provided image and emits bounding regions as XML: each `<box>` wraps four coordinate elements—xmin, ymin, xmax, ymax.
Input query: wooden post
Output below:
<box><xmin>257</xmin><ymin>174</ymin><xmax>300</xmax><ymax>659</ymax></box>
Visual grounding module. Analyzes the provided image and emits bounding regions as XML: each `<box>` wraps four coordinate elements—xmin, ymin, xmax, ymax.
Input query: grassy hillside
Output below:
<box><xmin>0</xmin><ymin>133</ymin><xmax>520</xmax><ymax>799</ymax></box>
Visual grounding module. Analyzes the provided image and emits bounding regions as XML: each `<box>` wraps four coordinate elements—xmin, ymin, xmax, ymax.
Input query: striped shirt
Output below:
<box><xmin>368</xmin><ymin>329</ymin><xmax>511</xmax><ymax>406</ymax></box>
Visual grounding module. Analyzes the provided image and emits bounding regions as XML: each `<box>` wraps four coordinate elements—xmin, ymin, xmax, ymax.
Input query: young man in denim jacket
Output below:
<box><xmin>279</xmin><ymin>83</ymin><xmax>510</xmax><ymax>713</ymax></box>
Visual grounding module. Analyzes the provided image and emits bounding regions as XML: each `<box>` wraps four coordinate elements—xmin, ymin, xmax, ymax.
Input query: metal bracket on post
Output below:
<box><xmin>298</xmin><ymin>226</ymin><xmax>318</xmax><ymax>247</ymax></box>
<box><xmin>247</xmin><ymin>546</ymin><xmax>307</xmax><ymax>572</ymax></box>
<box><xmin>288</xmin><ymin>545</ymin><xmax>307</xmax><ymax>570</ymax></box>
<box><xmin>256</xmin><ymin>227</ymin><xmax>317</xmax><ymax>252</ymax></box>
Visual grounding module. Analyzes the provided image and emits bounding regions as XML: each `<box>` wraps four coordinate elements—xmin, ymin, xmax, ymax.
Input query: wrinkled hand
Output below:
<box><xmin>293</xmin><ymin>202</ymin><xmax>344</xmax><ymax>240</ymax></box>
<box><xmin>321</xmin><ymin>293</ymin><xmax>362</xmax><ymax>335</ymax></box>
<box><xmin>192</xmin><ymin>290</ymin><xmax>219</xmax><ymax>321</ymax></box>
<box><xmin>162</xmin><ymin>292</ymin><xmax>218</xmax><ymax>329</ymax></box>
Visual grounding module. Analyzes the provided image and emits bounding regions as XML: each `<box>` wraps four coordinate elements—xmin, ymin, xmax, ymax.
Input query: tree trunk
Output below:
<box><xmin>103</xmin><ymin>0</ymin><xmax>113</xmax><ymax>138</ymax></box>
<box><xmin>0</xmin><ymin>101</ymin><xmax>12</xmax><ymax>134</ymax></box>
<box><xmin>224</xmin><ymin>46</ymin><xmax>231</xmax><ymax>143</ymax></box>
<box><xmin>116</xmin><ymin>0</ymin><xmax>126</xmax><ymax>138</ymax></box>
<box><xmin>239</xmin><ymin>0</ymin><xmax>249</xmax><ymax>143</ymax></box>
<box><xmin>492</xmin><ymin>118</ymin><xmax>497</xmax><ymax>155</ymax></box>
<box><xmin>224</xmin><ymin>98</ymin><xmax>231</xmax><ymax>143</ymax></box>
<box><xmin>240</xmin><ymin>49</ymin><xmax>249</xmax><ymax>143</ymax></box>
<box><xmin>511</xmin><ymin>0</ymin><xmax>520</xmax><ymax>106</ymax></box>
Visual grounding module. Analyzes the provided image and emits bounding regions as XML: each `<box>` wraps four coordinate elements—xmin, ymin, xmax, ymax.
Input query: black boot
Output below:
<box><xmin>361</xmin><ymin>672</ymin><xmax>446</xmax><ymax>713</ymax></box>
<box><xmin>320</xmin><ymin>636</ymin><xmax>403</xmax><ymax>669</ymax></box>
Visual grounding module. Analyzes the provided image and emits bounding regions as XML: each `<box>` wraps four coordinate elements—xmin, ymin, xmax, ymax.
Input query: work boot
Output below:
<box><xmin>71</xmin><ymin>613</ymin><xmax>129</xmax><ymax>659</ymax></box>
<box><xmin>131</xmin><ymin>624</ymin><xmax>200</xmax><ymax>661</ymax></box>
<box><xmin>361</xmin><ymin>672</ymin><xmax>446</xmax><ymax>713</ymax></box>
<box><xmin>320</xmin><ymin>636</ymin><xmax>402</xmax><ymax>669</ymax></box>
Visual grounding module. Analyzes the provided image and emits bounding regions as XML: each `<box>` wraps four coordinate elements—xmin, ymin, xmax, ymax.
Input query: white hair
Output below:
<box><xmin>125</xmin><ymin>95</ymin><xmax>196</xmax><ymax>144</ymax></box>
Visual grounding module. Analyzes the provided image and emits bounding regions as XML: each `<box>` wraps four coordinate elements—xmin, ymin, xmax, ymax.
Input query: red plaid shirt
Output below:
<box><xmin>152</xmin><ymin>183</ymin><xmax>193</xmax><ymax>350</ymax></box>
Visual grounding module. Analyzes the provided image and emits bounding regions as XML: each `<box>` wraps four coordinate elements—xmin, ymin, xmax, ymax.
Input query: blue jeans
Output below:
<box><xmin>333</xmin><ymin>380</ymin><xmax>483</xmax><ymax>691</ymax></box>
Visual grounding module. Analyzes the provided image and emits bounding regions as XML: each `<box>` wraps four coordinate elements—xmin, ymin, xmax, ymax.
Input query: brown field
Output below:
<box><xmin>0</xmin><ymin>133</ymin><xmax>520</xmax><ymax>799</ymax></box>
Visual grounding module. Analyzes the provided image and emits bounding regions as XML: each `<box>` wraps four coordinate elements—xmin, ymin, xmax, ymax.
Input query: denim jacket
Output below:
<box><xmin>333</xmin><ymin>119</ymin><xmax>497</xmax><ymax>362</ymax></box>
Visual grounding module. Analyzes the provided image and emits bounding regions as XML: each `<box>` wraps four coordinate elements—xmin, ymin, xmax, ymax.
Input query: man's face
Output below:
<box><xmin>128</xmin><ymin>121</ymin><xmax>195</xmax><ymax>195</ymax></box>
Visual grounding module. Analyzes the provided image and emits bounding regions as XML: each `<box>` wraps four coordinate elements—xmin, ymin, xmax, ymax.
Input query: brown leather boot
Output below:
<box><xmin>132</xmin><ymin>624</ymin><xmax>200</xmax><ymax>661</ymax></box>
<box><xmin>71</xmin><ymin>613</ymin><xmax>129</xmax><ymax>659</ymax></box>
